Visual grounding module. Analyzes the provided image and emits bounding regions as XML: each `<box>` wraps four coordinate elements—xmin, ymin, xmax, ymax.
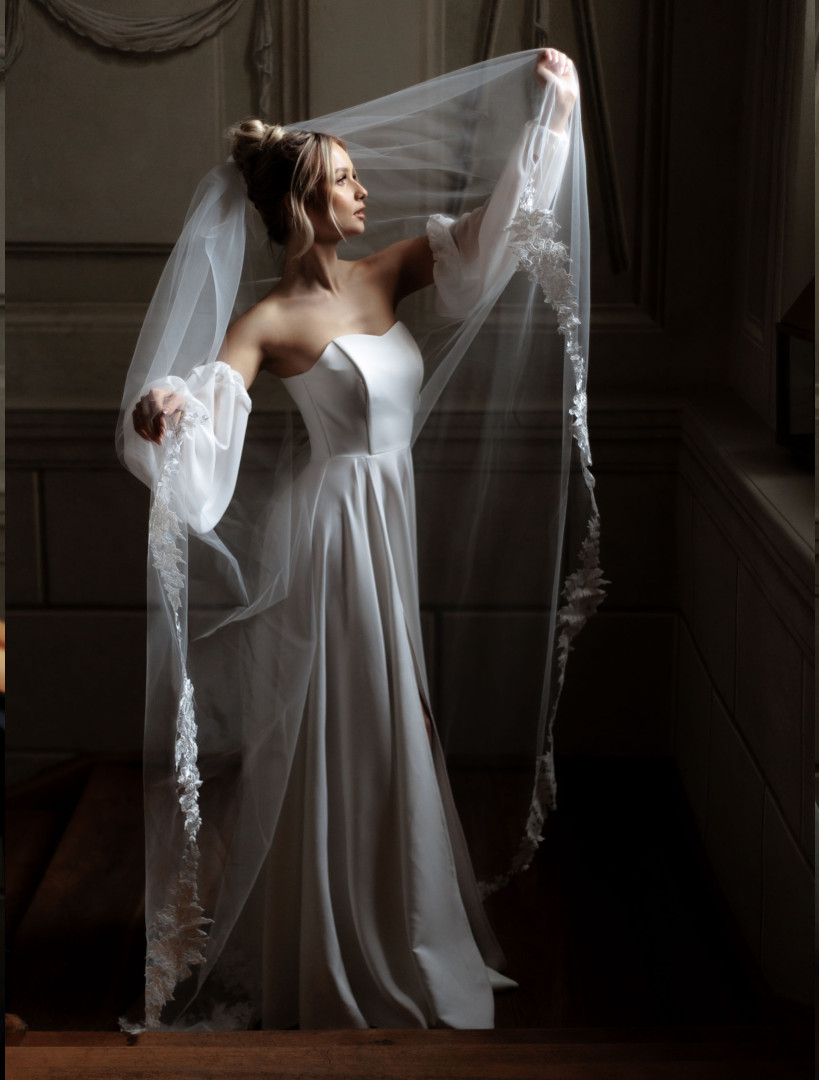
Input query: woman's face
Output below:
<box><xmin>309</xmin><ymin>143</ymin><xmax>368</xmax><ymax>240</ymax></box>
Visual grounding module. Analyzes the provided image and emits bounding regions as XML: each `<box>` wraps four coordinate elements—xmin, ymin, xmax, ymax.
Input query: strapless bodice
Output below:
<box><xmin>280</xmin><ymin>321</ymin><xmax>422</xmax><ymax>460</ymax></box>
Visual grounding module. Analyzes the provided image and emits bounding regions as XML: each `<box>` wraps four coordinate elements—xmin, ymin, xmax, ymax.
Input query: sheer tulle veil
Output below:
<box><xmin>116</xmin><ymin>49</ymin><xmax>603</xmax><ymax>1030</ymax></box>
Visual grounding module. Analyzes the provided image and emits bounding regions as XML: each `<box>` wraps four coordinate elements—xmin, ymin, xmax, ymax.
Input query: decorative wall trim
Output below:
<box><xmin>532</xmin><ymin>0</ymin><xmax>550</xmax><ymax>48</ymax></box>
<box><xmin>5</xmin><ymin>296</ymin><xmax>666</xmax><ymax>337</ymax></box>
<box><xmin>635</xmin><ymin>0</ymin><xmax>673</xmax><ymax>327</ymax></box>
<box><xmin>531</xmin><ymin>0</ymin><xmax>673</xmax><ymax>322</ymax></box>
<box><xmin>4</xmin><ymin>0</ymin><xmax>244</xmax><ymax>72</ymax></box>
<box><xmin>9</xmin><ymin>398</ymin><xmax>808</xmax><ymax>622</ymax></box>
<box><xmin>7</xmin><ymin>302</ymin><xmax>147</xmax><ymax>333</ymax></box>
<box><xmin>7</xmin><ymin>242</ymin><xmax>174</xmax><ymax>257</ymax></box>
<box><xmin>480</xmin><ymin>0</ymin><xmax>505</xmax><ymax>60</ymax></box>
<box><xmin>5</xmin><ymin>399</ymin><xmax>681</xmax><ymax>470</ymax></box>
<box><xmin>281</xmin><ymin>0</ymin><xmax>310</xmax><ymax>122</ymax></box>
<box><xmin>734</xmin><ymin>0</ymin><xmax>805</xmax><ymax>425</ymax></box>
<box><xmin>679</xmin><ymin>396</ymin><xmax>813</xmax><ymax>655</ymax></box>
<box><xmin>421</xmin><ymin>0</ymin><xmax>445</xmax><ymax>80</ymax></box>
<box><xmin>212</xmin><ymin>12</ymin><xmax>226</xmax><ymax>159</ymax></box>
<box><xmin>586</xmin><ymin>303</ymin><xmax>663</xmax><ymax>332</ymax></box>
<box><xmin>571</xmin><ymin>0</ymin><xmax>630</xmax><ymax>275</ymax></box>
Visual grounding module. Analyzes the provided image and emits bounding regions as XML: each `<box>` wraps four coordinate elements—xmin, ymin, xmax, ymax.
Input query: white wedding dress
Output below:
<box><xmin>121</xmin><ymin>100</ymin><xmax>585</xmax><ymax>1030</ymax></box>
<box><xmin>257</xmin><ymin>320</ymin><xmax>507</xmax><ymax>1028</ymax></box>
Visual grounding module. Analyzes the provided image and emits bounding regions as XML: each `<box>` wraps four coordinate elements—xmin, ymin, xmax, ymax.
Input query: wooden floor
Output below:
<box><xmin>5</xmin><ymin>755</ymin><xmax>812</xmax><ymax>1078</ymax></box>
<box><xmin>6</xmin><ymin>1028</ymin><xmax>812</xmax><ymax>1078</ymax></box>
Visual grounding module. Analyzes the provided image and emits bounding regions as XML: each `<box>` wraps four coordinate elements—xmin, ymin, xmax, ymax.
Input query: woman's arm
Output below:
<box><xmin>426</xmin><ymin>48</ymin><xmax>578</xmax><ymax>320</ymax></box>
<box><xmin>534</xmin><ymin>47</ymin><xmax>578</xmax><ymax>131</ymax></box>
<box><xmin>376</xmin><ymin>48</ymin><xmax>577</xmax><ymax>306</ymax></box>
<box><xmin>384</xmin><ymin>236</ymin><xmax>436</xmax><ymax>304</ymax></box>
<box><xmin>131</xmin><ymin>307</ymin><xmax>265</xmax><ymax>446</ymax></box>
<box><xmin>124</xmin><ymin>358</ymin><xmax>253</xmax><ymax>532</ymax></box>
<box><xmin>124</xmin><ymin>303</ymin><xmax>260</xmax><ymax>531</ymax></box>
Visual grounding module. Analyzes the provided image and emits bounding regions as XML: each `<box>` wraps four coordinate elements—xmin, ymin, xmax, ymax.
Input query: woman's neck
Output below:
<box><xmin>281</xmin><ymin>238</ymin><xmax>347</xmax><ymax>294</ymax></box>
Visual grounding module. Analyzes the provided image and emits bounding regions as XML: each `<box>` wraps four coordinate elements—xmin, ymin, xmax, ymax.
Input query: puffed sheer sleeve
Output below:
<box><xmin>427</xmin><ymin>122</ymin><xmax>569</xmax><ymax>317</ymax></box>
<box><xmin>122</xmin><ymin>360</ymin><xmax>252</xmax><ymax>534</ymax></box>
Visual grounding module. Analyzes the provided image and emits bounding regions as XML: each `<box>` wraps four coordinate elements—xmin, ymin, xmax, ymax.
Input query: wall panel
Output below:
<box><xmin>4</xmin><ymin>0</ymin><xmax>813</xmax><ymax>1012</ymax></box>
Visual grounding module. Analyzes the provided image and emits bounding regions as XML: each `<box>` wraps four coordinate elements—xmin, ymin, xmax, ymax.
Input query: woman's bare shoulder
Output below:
<box><xmin>230</xmin><ymin>289</ymin><xmax>305</xmax><ymax>353</ymax></box>
<box><xmin>223</xmin><ymin>292</ymin><xmax>297</xmax><ymax>386</ymax></box>
<box><xmin>229</xmin><ymin>291</ymin><xmax>337</xmax><ymax>378</ymax></box>
<box><xmin>232</xmin><ymin>288</ymin><xmax>288</xmax><ymax>335</ymax></box>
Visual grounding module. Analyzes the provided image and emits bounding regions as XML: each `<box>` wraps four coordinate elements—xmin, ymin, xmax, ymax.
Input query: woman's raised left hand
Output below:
<box><xmin>535</xmin><ymin>48</ymin><xmax>578</xmax><ymax>127</ymax></box>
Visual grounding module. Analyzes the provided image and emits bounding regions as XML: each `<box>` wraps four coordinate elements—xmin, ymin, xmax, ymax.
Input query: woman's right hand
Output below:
<box><xmin>131</xmin><ymin>388</ymin><xmax>187</xmax><ymax>445</ymax></box>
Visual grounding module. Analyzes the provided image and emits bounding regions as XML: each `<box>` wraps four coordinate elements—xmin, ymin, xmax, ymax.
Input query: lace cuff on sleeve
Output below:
<box><xmin>428</xmin><ymin>124</ymin><xmax>570</xmax><ymax>318</ymax></box>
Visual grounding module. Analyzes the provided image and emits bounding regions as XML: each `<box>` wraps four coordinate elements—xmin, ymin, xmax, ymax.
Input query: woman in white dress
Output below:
<box><xmin>122</xmin><ymin>48</ymin><xmax>590</xmax><ymax>1031</ymax></box>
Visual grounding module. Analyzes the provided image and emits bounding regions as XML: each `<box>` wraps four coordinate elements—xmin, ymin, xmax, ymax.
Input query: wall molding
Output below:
<box><xmin>281</xmin><ymin>0</ymin><xmax>310</xmax><ymax>122</ymax></box>
<box><xmin>7</xmin><ymin>242</ymin><xmax>174</xmax><ymax>257</ymax></box>
<box><xmin>421</xmin><ymin>0</ymin><xmax>446</xmax><ymax>80</ymax></box>
<box><xmin>5</xmin><ymin>296</ymin><xmax>665</xmax><ymax>336</ymax></box>
<box><xmin>635</xmin><ymin>0</ymin><xmax>673</xmax><ymax>328</ymax></box>
<box><xmin>5</xmin><ymin>398</ymin><xmax>679</xmax><ymax>468</ymax></box>
<box><xmin>7</xmin><ymin>397</ymin><xmax>810</xmax><ymax>635</ymax></box>
<box><xmin>571</xmin><ymin>0</ymin><xmax>630</xmax><ymax>275</ymax></box>
<box><xmin>734</xmin><ymin>0</ymin><xmax>805</xmax><ymax>425</ymax></box>
<box><xmin>7</xmin><ymin>302</ymin><xmax>147</xmax><ymax>333</ymax></box>
<box><xmin>679</xmin><ymin>395</ymin><xmax>813</xmax><ymax>656</ymax></box>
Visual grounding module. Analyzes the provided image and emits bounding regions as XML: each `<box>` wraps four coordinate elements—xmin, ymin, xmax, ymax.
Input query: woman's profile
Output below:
<box><xmin>119</xmin><ymin>47</ymin><xmax>597</xmax><ymax>1032</ymax></box>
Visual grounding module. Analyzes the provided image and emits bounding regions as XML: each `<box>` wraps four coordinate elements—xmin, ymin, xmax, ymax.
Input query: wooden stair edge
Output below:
<box><xmin>5</xmin><ymin>1037</ymin><xmax>812</xmax><ymax>1080</ymax></box>
<box><xmin>6</xmin><ymin>1024</ymin><xmax>811</xmax><ymax>1048</ymax></box>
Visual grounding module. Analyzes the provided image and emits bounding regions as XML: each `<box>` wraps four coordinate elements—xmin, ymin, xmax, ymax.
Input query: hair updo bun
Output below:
<box><xmin>229</xmin><ymin>120</ymin><xmax>287</xmax><ymax>174</ymax></box>
<box><xmin>227</xmin><ymin>118</ymin><xmax>346</xmax><ymax>255</ymax></box>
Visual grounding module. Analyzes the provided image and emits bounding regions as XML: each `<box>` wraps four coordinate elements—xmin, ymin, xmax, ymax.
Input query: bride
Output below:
<box><xmin>122</xmin><ymin>48</ymin><xmax>587</xmax><ymax>1031</ymax></box>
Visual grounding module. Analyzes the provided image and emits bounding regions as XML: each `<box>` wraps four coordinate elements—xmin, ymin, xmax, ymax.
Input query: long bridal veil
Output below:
<box><xmin>116</xmin><ymin>49</ymin><xmax>602</xmax><ymax>1030</ymax></box>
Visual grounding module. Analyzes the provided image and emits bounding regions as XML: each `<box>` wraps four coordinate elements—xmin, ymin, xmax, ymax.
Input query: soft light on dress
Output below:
<box><xmin>118</xmin><ymin>51</ymin><xmax>600</xmax><ymax>1031</ymax></box>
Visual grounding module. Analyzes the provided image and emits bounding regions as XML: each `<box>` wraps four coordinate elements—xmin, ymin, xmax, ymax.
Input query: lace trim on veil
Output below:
<box><xmin>123</xmin><ymin>181</ymin><xmax>601</xmax><ymax>1025</ymax></box>
<box><xmin>121</xmin><ymin>413</ymin><xmax>212</xmax><ymax>1032</ymax></box>
<box><xmin>479</xmin><ymin>185</ymin><xmax>607</xmax><ymax>898</ymax></box>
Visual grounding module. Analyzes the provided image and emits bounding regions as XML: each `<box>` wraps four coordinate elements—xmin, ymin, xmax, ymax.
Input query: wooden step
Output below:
<box><xmin>466</xmin><ymin>758</ymin><xmax>767</xmax><ymax>1029</ymax></box>
<box><xmin>5</xmin><ymin>757</ymin><xmax>800</xmax><ymax>1035</ymax></box>
<box><xmin>6</xmin><ymin>763</ymin><xmax>146</xmax><ymax>1029</ymax></box>
<box><xmin>5</xmin><ymin>1028</ymin><xmax>812</xmax><ymax>1080</ymax></box>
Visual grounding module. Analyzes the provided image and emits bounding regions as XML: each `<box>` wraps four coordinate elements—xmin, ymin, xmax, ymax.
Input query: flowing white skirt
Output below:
<box><xmin>254</xmin><ymin>446</ymin><xmax>505</xmax><ymax>1028</ymax></box>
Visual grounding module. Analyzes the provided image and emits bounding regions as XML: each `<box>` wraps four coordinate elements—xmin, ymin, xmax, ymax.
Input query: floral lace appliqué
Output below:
<box><xmin>121</xmin><ymin>412</ymin><xmax>212</xmax><ymax>1032</ymax></box>
<box><xmin>481</xmin><ymin>187</ymin><xmax>607</xmax><ymax>898</ymax></box>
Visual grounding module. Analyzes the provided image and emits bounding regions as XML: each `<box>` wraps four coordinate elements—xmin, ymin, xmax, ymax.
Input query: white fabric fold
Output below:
<box><xmin>123</xmin><ymin>362</ymin><xmax>252</xmax><ymax>534</ymax></box>
<box><xmin>428</xmin><ymin>124</ymin><xmax>570</xmax><ymax>318</ymax></box>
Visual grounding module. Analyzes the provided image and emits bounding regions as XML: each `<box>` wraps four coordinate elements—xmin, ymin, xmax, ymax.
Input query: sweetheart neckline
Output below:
<box><xmin>279</xmin><ymin>321</ymin><xmax>404</xmax><ymax>382</ymax></box>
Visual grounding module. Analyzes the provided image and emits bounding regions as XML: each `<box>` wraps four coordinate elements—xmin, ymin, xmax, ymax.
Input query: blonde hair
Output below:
<box><xmin>228</xmin><ymin>119</ymin><xmax>346</xmax><ymax>256</ymax></box>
